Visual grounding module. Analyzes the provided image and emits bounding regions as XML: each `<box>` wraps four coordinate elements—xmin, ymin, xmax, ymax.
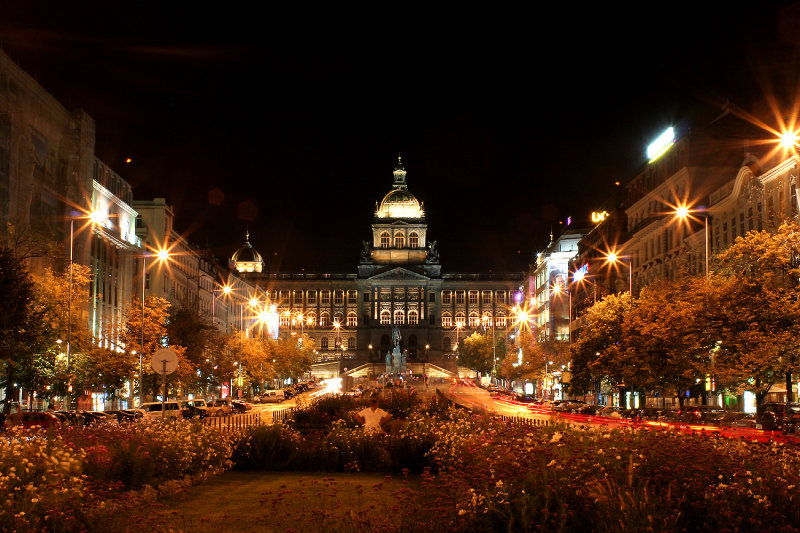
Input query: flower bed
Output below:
<box><xmin>0</xmin><ymin>419</ymin><xmax>236</xmax><ymax>532</ymax></box>
<box><xmin>7</xmin><ymin>398</ymin><xmax>800</xmax><ymax>532</ymax></box>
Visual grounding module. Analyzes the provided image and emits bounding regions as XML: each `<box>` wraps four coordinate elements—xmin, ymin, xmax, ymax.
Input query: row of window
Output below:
<box><xmin>379</xmin><ymin>231</ymin><xmax>420</xmax><ymax>248</ymax></box>
<box><xmin>259</xmin><ymin>289</ymin><xmax>511</xmax><ymax>306</ymax></box>
<box><xmin>281</xmin><ymin>311</ymin><xmax>359</xmax><ymax>327</ymax></box>
<box><xmin>319</xmin><ymin>337</ymin><xmax>356</xmax><ymax>351</ymax></box>
<box><xmin>441</xmin><ymin>312</ymin><xmax>507</xmax><ymax>328</ymax></box>
<box><xmin>441</xmin><ymin>290</ymin><xmax>508</xmax><ymax>305</ymax></box>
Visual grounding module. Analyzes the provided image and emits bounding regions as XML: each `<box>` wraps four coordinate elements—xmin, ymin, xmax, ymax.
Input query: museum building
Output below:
<box><xmin>230</xmin><ymin>157</ymin><xmax>524</xmax><ymax>375</ymax></box>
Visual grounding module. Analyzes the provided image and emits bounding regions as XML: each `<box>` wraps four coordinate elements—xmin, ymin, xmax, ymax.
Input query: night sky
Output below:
<box><xmin>1</xmin><ymin>2</ymin><xmax>798</xmax><ymax>273</ymax></box>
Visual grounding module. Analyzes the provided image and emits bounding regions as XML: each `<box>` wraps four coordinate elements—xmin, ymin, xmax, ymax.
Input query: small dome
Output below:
<box><xmin>377</xmin><ymin>189</ymin><xmax>423</xmax><ymax>218</ymax></box>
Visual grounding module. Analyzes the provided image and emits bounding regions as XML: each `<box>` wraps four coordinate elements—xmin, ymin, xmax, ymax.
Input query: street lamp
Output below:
<box><xmin>137</xmin><ymin>247</ymin><xmax>170</xmax><ymax>406</ymax></box>
<box><xmin>454</xmin><ymin>320</ymin><xmax>464</xmax><ymax>359</ymax></box>
<box><xmin>604</xmin><ymin>251</ymin><xmax>633</xmax><ymax>295</ymax></box>
<box><xmin>673</xmin><ymin>204</ymin><xmax>710</xmax><ymax>281</ymax></box>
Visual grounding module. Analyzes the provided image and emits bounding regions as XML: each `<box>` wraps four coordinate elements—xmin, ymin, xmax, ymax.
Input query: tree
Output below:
<box><xmin>120</xmin><ymin>296</ymin><xmax>188</xmax><ymax>401</ymax></box>
<box><xmin>618</xmin><ymin>277</ymin><xmax>712</xmax><ymax>407</ymax></box>
<box><xmin>712</xmin><ymin>221</ymin><xmax>800</xmax><ymax>405</ymax></box>
<box><xmin>0</xmin><ymin>248</ymin><xmax>36</xmax><ymax>413</ymax></box>
<box><xmin>459</xmin><ymin>332</ymin><xmax>496</xmax><ymax>375</ymax></box>
<box><xmin>568</xmin><ymin>292</ymin><xmax>633</xmax><ymax>395</ymax></box>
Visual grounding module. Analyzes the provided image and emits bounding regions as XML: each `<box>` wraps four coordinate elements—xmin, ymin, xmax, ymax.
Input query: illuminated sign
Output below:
<box><xmin>573</xmin><ymin>263</ymin><xmax>588</xmax><ymax>282</ymax></box>
<box><xmin>591</xmin><ymin>211</ymin><xmax>609</xmax><ymax>223</ymax></box>
<box><xmin>646</xmin><ymin>127</ymin><xmax>675</xmax><ymax>163</ymax></box>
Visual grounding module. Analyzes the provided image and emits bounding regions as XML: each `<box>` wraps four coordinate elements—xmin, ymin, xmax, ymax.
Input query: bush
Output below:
<box><xmin>233</xmin><ymin>423</ymin><xmax>301</xmax><ymax>470</ymax></box>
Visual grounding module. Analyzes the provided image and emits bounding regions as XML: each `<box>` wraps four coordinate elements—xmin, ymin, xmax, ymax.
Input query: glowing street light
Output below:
<box><xmin>780</xmin><ymin>130</ymin><xmax>799</xmax><ymax>149</ymax></box>
<box><xmin>673</xmin><ymin>203</ymin><xmax>710</xmax><ymax>281</ymax></box>
<box><xmin>138</xmin><ymin>246</ymin><xmax>170</xmax><ymax>406</ymax></box>
<box><xmin>604</xmin><ymin>250</ymin><xmax>633</xmax><ymax>294</ymax></box>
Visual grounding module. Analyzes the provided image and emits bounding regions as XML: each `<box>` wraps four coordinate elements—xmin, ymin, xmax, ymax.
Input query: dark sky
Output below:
<box><xmin>1</xmin><ymin>2</ymin><xmax>799</xmax><ymax>272</ymax></box>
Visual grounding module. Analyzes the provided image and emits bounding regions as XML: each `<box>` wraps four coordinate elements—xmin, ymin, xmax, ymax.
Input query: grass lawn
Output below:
<box><xmin>147</xmin><ymin>471</ymin><xmax>425</xmax><ymax>532</ymax></box>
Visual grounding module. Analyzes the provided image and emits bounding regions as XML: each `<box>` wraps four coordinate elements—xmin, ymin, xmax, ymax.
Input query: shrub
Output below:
<box><xmin>233</xmin><ymin>423</ymin><xmax>301</xmax><ymax>471</ymax></box>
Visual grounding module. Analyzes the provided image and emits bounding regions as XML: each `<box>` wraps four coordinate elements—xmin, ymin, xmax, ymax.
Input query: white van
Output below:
<box><xmin>260</xmin><ymin>390</ymin><xmax>285</xmax><ymax>403</ymax></box>
<box><xmin>138</xmin><ymin>401</ymin><xmax>182</xmax><ymax>419</ymax></box>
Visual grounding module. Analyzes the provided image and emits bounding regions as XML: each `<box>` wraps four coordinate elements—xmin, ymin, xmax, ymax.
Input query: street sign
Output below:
<box><xmin>151</xmin><ymin>348</ymin><xmax>178</xmax><ymax>375</ymax></box>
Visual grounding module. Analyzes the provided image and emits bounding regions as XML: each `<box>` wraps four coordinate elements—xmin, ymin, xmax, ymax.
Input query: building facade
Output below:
<box><xmin>232</xmin><ymin>158</ymin><xmax>524</xmax><ymax>376</ymax></box>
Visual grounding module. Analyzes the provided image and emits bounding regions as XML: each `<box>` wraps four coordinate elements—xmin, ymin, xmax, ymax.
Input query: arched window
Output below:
<box><xmin>442</xmin><ymin>312</ymin><xmax>452</xmax><ymax>328</ymax></box>
<box><xmin>305</xmin><ymin>312</ymin><xmax>317</xmax><ymax>327</ymax></box>
<box><xmin>394</xmin><ymin>233</ymin><xmax>405</xmax><ymax>248</ymax></box>
<box><xmin>455</xmin><ymin>312</ymin><xmax>465</xmax><ymax>327</ymax></box>
<box><xmin>333</xmin><ymin>312</ymin><xmax>343</xmax><ymax>327</ymax></box>
<box><xmin>346</xmin><ymin>311</ymin><xmax>357</xmax><ymax>327</ymax></box>
<box><xmin>443</xmin><ymin>337</ymin><xmax>452</xmax><ymax>352</ymax></box>
<box><xmin>320</xmin><ymin>312</ymin><xmax>330</xmax><ymax>327</ymax></box>
<box><xmin>409</xmin><ymin>232</ymin><xmax>419</xmax><ymax>248</ymax></box>
<box><xmin>380</xmin><ymin>232</ymin><xmax>390</xmax><ymax>248</ymax></box>
<box><xmin>321</xmin><ymin>337</ymin><xmax>329</xmax><ymax>350</ymax></box>
<box><xmin>394</xmin><ymin>309</ymin><xmax>405</xmax><ymax>325</ymax></box>
<box><xmin>482</xmin><ymin>314</ymin><xmax>492</xmax><ymax>328</ymax></box>
<box><xmin>380</xmin><ymin>310</ymin><xmax>391</xmax><ymax>325</ymax></box>
<box><xmin>408</xmin><ymin>309</ymin><xmax>419</xmax><ymax>325</ymax></box>
<box><xmin>468</xmin><ymin>312</ymin><xmax>479</xmax><ymax>327</ymax></box>
<box><xmin>280</xmin><ymin>313</ymin><xmax>290</xmax><ymax>327</ymax></box>
<box><xmin>495</xmin><ymin>314</ymin><xmax>506</xmax><ymax>328</ymax></box>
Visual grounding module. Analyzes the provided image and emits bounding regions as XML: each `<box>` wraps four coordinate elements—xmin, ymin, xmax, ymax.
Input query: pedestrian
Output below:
<box><xmin>355</xmin><ymin>397</ymin><xmax>391</xmax><ymax>434</ymax></box>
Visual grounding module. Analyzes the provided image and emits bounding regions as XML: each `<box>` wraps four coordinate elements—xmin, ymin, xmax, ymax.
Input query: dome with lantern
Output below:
<box><xmin>231</xmin><ymin>231</ymin><xmax>264</xmax><ymax>273</ymax></box>
<box><xmin>375</xmin><ymin>156</ymin><xmax>424</xmax><ymax>219</ymax></box>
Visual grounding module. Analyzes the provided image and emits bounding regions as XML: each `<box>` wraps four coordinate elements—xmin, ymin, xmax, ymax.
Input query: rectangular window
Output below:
<box><xmin>307</xmin><ymin>290</ymin><xmax>317</xmax><ymax>305</ymax></box>
<box><xmin>293</xmin><ymin>291</ymin><xmax>303</xmax><ymax>305</ymax></box>
<box><xmin>429</xmin><ymin>292</ymin><xmax>435</xmax><ymax>302</ymax></box>
<box><xmin>347</xmin><ymin>290</ymin><xmax>358</xmax><ymax>304</ymax></box>
<box><xmin>739</xmin><ymin>213</ymin><xmax>745</xmax><ymax>236</ymax></box>
<box><xmin>363</xmin><ymin>292</ymin><xmax>370</xmax><ymax>302</ymax></box>
<box><xmin>496</xmin><ymin>291</ymin><xmax>506</xmax><ymax>304</ymax></box>
<box><xmin>334</xmin><ymin>290</ymin><xmax>344</xmax><ymax>305</ymax></box>
<box><xmin>455</xmin><ymin>291</ymin><xmax>465</xmax><ymax>305</ymax></box>
<box><xmin>731</xmin><ymin>217</ymin><xmax>736</xmax><ymax>240</ymax></box>
<box><xmin>468</xmin><ymin>291</ymin><xmax>478</xmax><ymax>305</ymax></box>
<box><xmin>279</xmin><ymin>290</ymin><xmax>289</xmax><ymax>304</ymax></box>
<box><xmin>482</xmin><ymin>291</ymin><xmax>492</xmax><ymax>304</ymax></box>
<box><xmin>346</xmin><ymin>314</ymin><xmax>357</xmax><ymax>327</ymax></box>
<box><xmin>320</xmin><ymin>290</ymin><xmax>330</xmax><ymax>305</ymax></box>
<box><xmin>442</xmin><ymin>291</ymin><xmax>451</xmax><ymax>304</ymax></box>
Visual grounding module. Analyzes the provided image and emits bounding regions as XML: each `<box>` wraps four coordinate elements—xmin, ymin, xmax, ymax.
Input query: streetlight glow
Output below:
<box><xmin>780</xmin><ymin>130</ymin><xmax>799</xmax><ymax>148</ymax></box>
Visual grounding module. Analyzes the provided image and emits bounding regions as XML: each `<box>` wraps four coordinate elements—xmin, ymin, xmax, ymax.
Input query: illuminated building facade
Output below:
<box><xmin>232</xmin><ymin>157</ymin><xmax>523</xmax><ymax>376</ymax></box>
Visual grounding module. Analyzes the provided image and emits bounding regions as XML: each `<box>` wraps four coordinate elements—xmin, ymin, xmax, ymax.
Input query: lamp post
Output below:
<box><xmin>333</xmin><ymin>319</ymin><xmax>342</xmax><ymax>359</ymax></box>
<box><xmin>673</xmin><ymin>205</ymin><xmax>710</xmax><ymax>281</ymax></box>
<box><xmin>66</xmin><ymin>216</ymin><xmax>74</xmax><ymax>410</ymax></box>
<box><xmin>455</xmin><ymin>321</ymin><xmax>463</xmax><ymax>359</ymax></box>
<box><xmin>138</xmin><ymin>248</ymin><xmax>169</xmax><ymax>406</ymax></box>
<box><xmin>605</xmin><ymin>251</ymin><xmax>632</xmax><ymax>295</ymax></box>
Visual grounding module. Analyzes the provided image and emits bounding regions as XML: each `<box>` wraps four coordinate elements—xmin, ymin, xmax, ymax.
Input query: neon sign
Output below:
<box><xmin>646</xmin><ymin>127</ymin><xmax>675</xmax><ymax>163</ymax></box>
<box><xmin>591</xmin><ymin>211</ymin><xmax>609</xmax><ymax>223</ymax></box>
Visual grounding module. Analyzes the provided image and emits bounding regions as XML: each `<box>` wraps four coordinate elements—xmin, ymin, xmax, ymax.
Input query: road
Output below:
<box><xmin>442</xmin><ymin>380</ymin><xmax>800</xmax><ymax>444</ymax></box>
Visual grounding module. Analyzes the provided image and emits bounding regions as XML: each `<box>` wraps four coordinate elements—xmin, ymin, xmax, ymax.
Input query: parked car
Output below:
<box><xmin>232</xmin><ymin>400</ymin><xmax>252</xmax><ymax>413</ymax></box>
<box><xmin>180</xmin><ymin>399</ymin><xmax>210</xmax><ymax>419</ymax></box>
<box><xmin>597</xmin><ymin>406</ymin><xmax>623</xmax><ymax>418</ymax></box>
<box><xmin>260</xmin><ymin>390</ymin><xmax>285</xmax><ymax>403</ymax></box>
<box><xmin>4</xmin><ymin>411</ymin><xmax>61</xmax><ymax>429</ymax></box>
<box><xmin>677</xmin><ymin>406</ymin><xmax>726</xmax><ymax>425</ymax></box>
<box><xmin>283</xmin><ymin>387</ymin><xmax>297</xmax><ymax>399</ymax></box>
<box><xmin>571</xmin><ymin>404</ymin><xmax>601</xmax><ymax>415</ymax></box>
<box><xmin>551</xmin><ymin>400</ymin><xmax>586</xmax><ymax>412</ymax></box>
<box><xmin>105</xmin><ymin>409</ymin><xmax>143</xmax><ymax>422</ymax></box>
<box><xmin>137</xmin><ymin>401</ymin><xmax>182</xmax><ymax>419</ymax></box>
<box><xmin>207</xmin><ymin>398</ymin><xmax>234</xmax><ymax>416</ymax></box>
<box><xmin>513</xmin><ymin>393</ymin><xmax>537</xmax><ymax>403</ymax></box>
<box><xmin>714</xmin><ymin>412</ymin><xmax>760</xmax><ymax>429</ymax></box>
<box><xmin>758</xmin><ymin>402</ymin><xmax>800</xmax><ymax>432</ymax></box>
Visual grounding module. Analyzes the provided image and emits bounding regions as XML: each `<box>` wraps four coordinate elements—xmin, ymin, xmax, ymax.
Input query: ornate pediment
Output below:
<box><xmin>368</xmin><ymin>267</ymin><xmax>430</xmax><ymax>281</ymax></box>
